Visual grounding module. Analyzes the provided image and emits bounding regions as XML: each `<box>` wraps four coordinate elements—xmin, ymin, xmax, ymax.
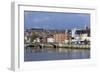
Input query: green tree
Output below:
<box><xmin>30</xmin><ymin>32</ymin><xmax>38</xmax><ymax>43</ymax></box>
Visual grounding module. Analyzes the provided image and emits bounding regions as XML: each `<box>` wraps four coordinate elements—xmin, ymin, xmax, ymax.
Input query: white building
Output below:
<box><xmin>71</xmin><ymin>28</ymin><xmax>76</xmax><ymax>37</ymax></box>
<box><xmin>47</xmin><ymin>38</ymin><xmax>55</xmax><ymax>43</ymax></box>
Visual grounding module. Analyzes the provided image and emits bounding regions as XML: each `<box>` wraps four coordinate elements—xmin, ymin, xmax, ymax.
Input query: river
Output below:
<box><xmin>24</xmin><ymin>47</ymin><xmax>90</xmax><ymax>61</ymax></box>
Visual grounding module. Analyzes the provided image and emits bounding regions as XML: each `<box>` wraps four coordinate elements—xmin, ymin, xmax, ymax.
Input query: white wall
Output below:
<box><xmin>0</xmin><ymin>0</ymin><xmax>100</xmax><ymax>73</ymax></box>
<box><xmin>47</xmin><ymin>38</ymin><xmax>54</xmax><ymax>42</ymax></box>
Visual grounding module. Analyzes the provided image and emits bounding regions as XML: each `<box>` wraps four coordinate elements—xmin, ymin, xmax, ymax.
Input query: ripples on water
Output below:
<box><xmin>24</xmin><ymin>47</ymin><xmax>90</xmax><ymax>61</ymax></box>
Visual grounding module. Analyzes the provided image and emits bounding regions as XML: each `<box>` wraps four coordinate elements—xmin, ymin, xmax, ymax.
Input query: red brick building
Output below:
<box><xmin>53</xmin><ymin>33</ymin><xmax>68</xmax><ymax>43</ymax></box>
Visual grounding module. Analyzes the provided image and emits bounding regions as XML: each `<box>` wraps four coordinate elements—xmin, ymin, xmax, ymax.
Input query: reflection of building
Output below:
<box><xmin>53</xmin><ymin>33</ymin><xmax>68</xmax><ymax>43</ymax></box>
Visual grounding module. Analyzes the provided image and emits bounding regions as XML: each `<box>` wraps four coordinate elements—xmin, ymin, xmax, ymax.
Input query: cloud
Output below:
<box><xmin>33</xmin><ymin>17</ymin><xmax>50</xmax><ymax>22</ymax></box>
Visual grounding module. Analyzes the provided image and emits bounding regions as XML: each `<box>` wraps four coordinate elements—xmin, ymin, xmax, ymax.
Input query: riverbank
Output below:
<box><xmin>25</xmin><ymin>43</ymin><xmax>90</xmax><ymax>49</ymax></box>
<box><xmin>44</xmin><ymin>44</ymin><xmax>90</xmax><ymax>49</ymax></box>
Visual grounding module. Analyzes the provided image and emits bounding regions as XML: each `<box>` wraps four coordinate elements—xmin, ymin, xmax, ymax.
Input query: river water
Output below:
<box><xmin>24</xmin><ymin>48</ymin><xmax>90</xmax><ymax>61</ymax></box>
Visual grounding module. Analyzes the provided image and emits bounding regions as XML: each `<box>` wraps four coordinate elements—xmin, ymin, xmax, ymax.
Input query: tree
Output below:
<box><xmin>30</xmin><ymin>32</ymin><xmax>38</xmax><ymax>43</ymax></box>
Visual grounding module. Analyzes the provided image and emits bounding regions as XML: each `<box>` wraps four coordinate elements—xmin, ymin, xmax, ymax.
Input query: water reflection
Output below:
<box><xmin>24</xmin><ymin>47</ymin><xmax>90</xmax><ymax>61</ymax></box>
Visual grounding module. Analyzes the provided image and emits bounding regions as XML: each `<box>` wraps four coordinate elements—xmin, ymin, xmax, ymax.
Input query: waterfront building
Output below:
<box><xmin>70</xmin><ymin>26</ymin><xmax>90</xmax><ymax>44</ymax></box>
<box><xmin>53</xmin><ymin>33</ymin><xmax>68</xmax><ymax>43</ymax></box>
<box><xmin>47</xmin><ymin>37</ymin><xmax>55</xmax><ymax>43</ymax></box>
<box><xmin>71</xmin><ymin>28</ymin><xmax>76</xmax><ymax>38</ymax></box>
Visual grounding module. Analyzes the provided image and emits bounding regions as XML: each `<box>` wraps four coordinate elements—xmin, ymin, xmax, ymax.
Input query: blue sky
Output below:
<box><xmin>24</xmin><ymin>11</ymin><xmax>90</xmax><ymax>30</ymax></box>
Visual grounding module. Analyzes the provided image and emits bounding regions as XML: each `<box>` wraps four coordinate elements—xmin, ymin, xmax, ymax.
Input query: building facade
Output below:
<box><xmin>53</xmin><ymin>33</ymin><xmax>68</xmax><ymax>43</ymax></box>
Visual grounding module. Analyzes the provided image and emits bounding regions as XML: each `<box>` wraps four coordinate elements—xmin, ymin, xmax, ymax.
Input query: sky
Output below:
<box><xmin>24</xmin><ymin>11</ymin><xmax>90</xmax><ymax>30</ymax></box>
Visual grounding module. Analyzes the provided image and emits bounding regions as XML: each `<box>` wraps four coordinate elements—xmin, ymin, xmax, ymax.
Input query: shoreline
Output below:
<box><xmin>25</xmin><ymin>43</ymin><xmax>90</xmax><ymax>49</ymax></box>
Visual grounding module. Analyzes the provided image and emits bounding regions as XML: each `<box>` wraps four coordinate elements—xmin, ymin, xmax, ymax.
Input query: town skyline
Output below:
<box><xmin>24</xmin><ymin>11</ymin><xmax>90</xmax><ymax>30</ymax></box>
